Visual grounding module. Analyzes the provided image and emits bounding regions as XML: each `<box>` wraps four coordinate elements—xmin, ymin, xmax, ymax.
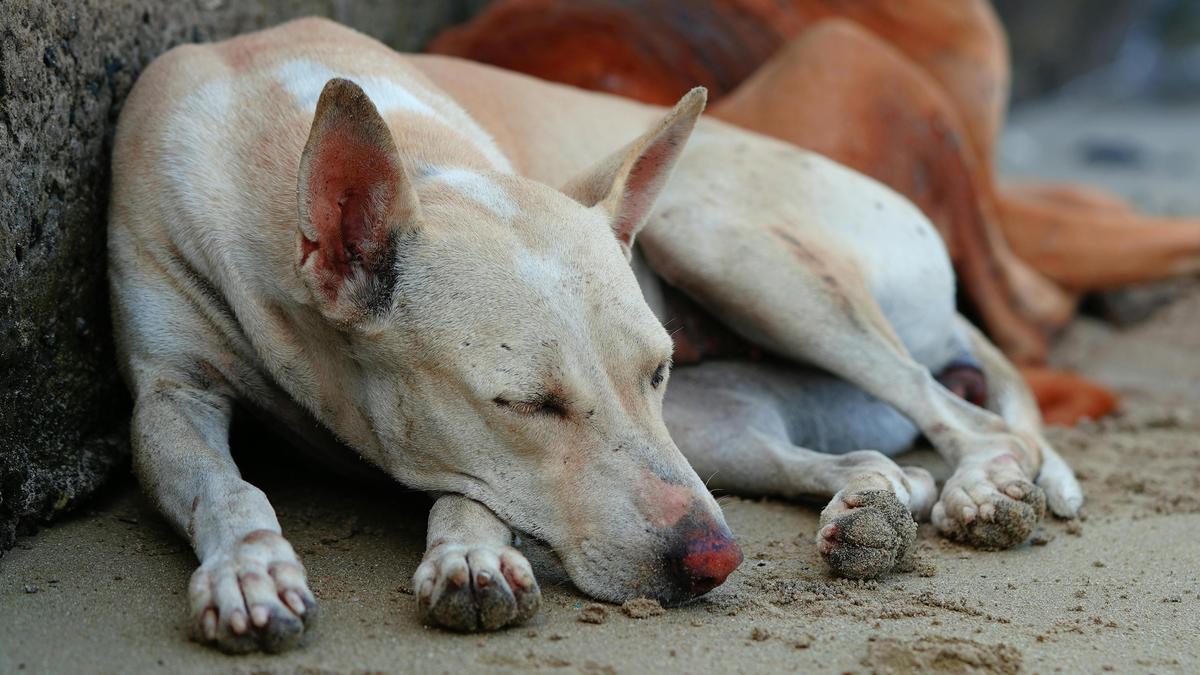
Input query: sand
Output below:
<box><xmin>2</xmin><ymin>99</ymin><xmax>1200</xmax><ymax>674</ymax></box>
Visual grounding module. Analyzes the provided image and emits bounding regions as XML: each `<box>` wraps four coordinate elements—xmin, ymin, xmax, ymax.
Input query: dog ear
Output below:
<box><xmin>562</xmin><ymin>87</ymin><xmax>706</xmax><ymax>256</ymax></box>
<box><xmin>297</xmin><ymin>77</ymin><xmax>420</xmax><ymax>324</ymax></box>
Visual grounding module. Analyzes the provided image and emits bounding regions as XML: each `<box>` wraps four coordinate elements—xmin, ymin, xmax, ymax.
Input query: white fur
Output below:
<box><xmin>277</xmin><ymin>58</ymin><xmax>438</xmax><ymax>117</ymax></box>
<box><xmin>109</xmin><ymin>18</ymin><xmax>718</xmax><ymax>649</ymax></box>
<box><xmin>160</xmin><ymin>79</ymin><xmax>240</xmax><ymax>257</ymax></box>
<box><xmin>424</xmin><ymin>167</ymin><xmax>518</xmax><ymax>221</ymax></box>
<box><xmin>276</xmin><ymin>58</ymin><xmax>513</xmax><ymax>172</ymax></box>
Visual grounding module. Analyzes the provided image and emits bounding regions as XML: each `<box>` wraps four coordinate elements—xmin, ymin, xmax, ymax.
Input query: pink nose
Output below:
<box><xmin>671</xmin><ymin>523</ymin><xmax>743</xmax><ymax>597</ymax></box>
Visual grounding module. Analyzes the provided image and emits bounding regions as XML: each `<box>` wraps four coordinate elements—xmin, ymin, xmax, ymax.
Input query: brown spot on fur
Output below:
<box><xmin>241</xmin><ymin>529</ymin><xmax>278</xmax><ymax>545</ymax></box>
<box><xmin>186</xmin><ymin>496</ymin><xmax>201</xmax><ymax>539</ymax></box>
<box><xmin>219</xmin><ymin>33</ymin><xmax>273</xmax><ymax>71</ymax></box>
<box><xmin>636</xmin><ymin>468</ymin><xmax>696</xmax><ymax>529</ymax></box>
<box><xmin>768</xmin><ymin>225</ymin><xmax>898</xmax><ymax>344</ymax></box>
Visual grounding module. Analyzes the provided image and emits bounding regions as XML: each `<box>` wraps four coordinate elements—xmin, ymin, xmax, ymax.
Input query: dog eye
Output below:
<box><xmin>650</xmin><ymin>362</ymin><xmax>669</xmax><ymax>389</ymax></box>
<box><xmin>493</xmin><ymin>394</ymin><xmax>569</xmax><ymax>418</ymax></box>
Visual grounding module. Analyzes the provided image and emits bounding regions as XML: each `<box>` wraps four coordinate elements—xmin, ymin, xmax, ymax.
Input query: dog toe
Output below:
<box><xmin>472</xmin><ymin>573</ymin><xmax>519</xmax><ymax>630</ymax></box>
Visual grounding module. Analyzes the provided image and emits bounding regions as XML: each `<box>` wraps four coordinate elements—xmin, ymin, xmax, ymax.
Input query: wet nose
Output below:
<box><xmin>667</xmin><ymin>519</ymin><xmax>743</xmax><ymax>598</ymax></box>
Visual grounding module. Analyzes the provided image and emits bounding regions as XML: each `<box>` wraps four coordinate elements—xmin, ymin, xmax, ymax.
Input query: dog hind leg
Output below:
<box><xmin>665</xmin><ymin>361</ymin><xmax>935</xmax><ymax>579</ymax></box>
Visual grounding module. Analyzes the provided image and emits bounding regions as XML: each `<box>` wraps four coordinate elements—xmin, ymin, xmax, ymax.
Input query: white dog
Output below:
<box><xmin>108</xmin><ymin>18</ymin><xmax>1080</xmax><ymax>652</ymax></box>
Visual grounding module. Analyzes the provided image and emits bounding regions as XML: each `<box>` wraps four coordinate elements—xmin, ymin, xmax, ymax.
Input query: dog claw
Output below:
<box><xmin>414</xmin><ymin>543</ymin><xmax>541</xmax><ymax>632</ymax></box>
<box><xmin>230</xmin><ymin>609</ymin><xmax>248</xmax><ymax>635</ymax></box>
<box><xmin>202</xmin><ymin>608</ymin><xmax>218</xmax><ymax>641</ymax></box>
<box><xmin>961</xmin><ymin>506</ymin><xmax>977</xmax><ymax>524</ymax></box>
<box><xmin>284</xmin><ymin>590</ymin><xmax>306</xmax><ymax>616</ymax></box>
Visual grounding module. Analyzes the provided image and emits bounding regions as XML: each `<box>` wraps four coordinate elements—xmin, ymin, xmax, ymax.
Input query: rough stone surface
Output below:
<box><xmin>0</xmin><ymin>0</ymin><xmax>483</xmax><ymax>554</ymax></box>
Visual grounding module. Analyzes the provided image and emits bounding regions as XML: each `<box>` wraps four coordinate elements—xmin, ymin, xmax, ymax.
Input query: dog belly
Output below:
<box><xmin>667</xmin><ymin>359</ymin><xmax>921</xmax><ymax>457</ymax></box>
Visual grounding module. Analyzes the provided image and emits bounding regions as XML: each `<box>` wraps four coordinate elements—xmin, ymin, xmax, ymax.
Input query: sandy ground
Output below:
<box><xmin>3</xmin><ymin>100</ymin><xmax>1200</xmax><ymax>674</ymax></box>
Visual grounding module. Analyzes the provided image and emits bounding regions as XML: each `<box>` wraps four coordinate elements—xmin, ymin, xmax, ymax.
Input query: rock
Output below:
<box><xmin>0</xmin><ymin>0</ymin><xmax>485</xmax><ymax>554</ymax></box>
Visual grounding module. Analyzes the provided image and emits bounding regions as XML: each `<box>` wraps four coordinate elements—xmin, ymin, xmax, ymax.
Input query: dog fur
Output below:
<box><xmin>109</xmin><ymin>19</ymin><xmax>1082</xmax><ymax>651</ymax></box>
<box><xmin>109</xmin><ymin>19</ymin><xmax>741</xmax><ymax>651</ymax></box>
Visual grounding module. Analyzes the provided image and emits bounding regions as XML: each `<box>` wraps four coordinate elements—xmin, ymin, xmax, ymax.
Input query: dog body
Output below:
<box><xmin>110</xmin><ymin>19</ymin><xmax>743</xmax><ymax>651</ymax></box>
<box><xmin>110</xmin><ymin>18</ymin><xmax>1082</xmax><ymax>651</ymax></box>
<box><xmin>409</xmin><ymin>53</ymin><xmax>1084</xmax><ymax>567</ymax></box>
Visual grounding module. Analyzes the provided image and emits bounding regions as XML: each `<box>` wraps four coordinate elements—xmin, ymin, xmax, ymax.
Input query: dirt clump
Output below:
<box><xmin>578</xmin><ymin>603</ymin><xmax>608</xmax><ymax>624</ymax></box>
<box><xmin>862</xmin><ymin>635</ymin><xmax>1022</xmax><ymax>674</ymax></box>
<box><xmin>621</xmin><ymin>598</ymin><xmax>665</xmax><ymax>619</ymax></box>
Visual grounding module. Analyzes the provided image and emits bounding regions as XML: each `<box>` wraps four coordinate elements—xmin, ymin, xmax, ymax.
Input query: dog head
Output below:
<box><xmin>295</xmin><ymin>79</ymin><xmax>740</xmax><ymax>603</ymax></box>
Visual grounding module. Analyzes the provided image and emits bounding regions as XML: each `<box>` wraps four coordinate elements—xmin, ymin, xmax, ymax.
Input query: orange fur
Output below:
<box><xmin>1019</xmin><ymin>367</ymin><xmax>1119</xmax><ymax>427</ymax></box>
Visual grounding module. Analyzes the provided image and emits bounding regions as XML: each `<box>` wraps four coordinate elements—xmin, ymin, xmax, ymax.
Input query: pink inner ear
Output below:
<box><xmin>616</xmin><ymin>140</ymin><xmax>673</xmax><ymax>244</ymax></box>
<box><xmin>302</xmin><ymin>129</ymin><xmax>399</xmax><ymax>297</ymax></box>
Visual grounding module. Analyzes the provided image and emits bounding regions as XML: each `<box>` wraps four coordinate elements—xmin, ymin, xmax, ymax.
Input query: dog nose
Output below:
<box><xmin>668</xmin><ymin>520</ymin><xmax>743</xmax><ymax>598</ymax></box>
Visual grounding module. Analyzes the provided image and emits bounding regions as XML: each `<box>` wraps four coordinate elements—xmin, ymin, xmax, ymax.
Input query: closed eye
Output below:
<box><xmin>493</xmin><ymin>393</ymin><xmax>570</xmax><ymax>418</ymax></box>
<box><xmin>650</xmin><ymin>360</ymin><xmax>670</xmax><ymax>389</ymax></box>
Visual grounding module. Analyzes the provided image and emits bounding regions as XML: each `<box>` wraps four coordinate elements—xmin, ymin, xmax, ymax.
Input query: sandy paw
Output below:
<box><xmin>414</xmin><ymin>543</ymin><xmax>540</xmax><ymax>631</ymax></box>
<box><xmin>817</xmin><ymin>489</ymin><xmax>918</xmax><ymax>580</ymax></box>
<box><xmin>932</xmin><ymin>455</ymin><xmax>1047</xmax><ymax>549</ymax></box>
<box><xmin>189</xmin><ymin>530</ymin><xmax>316</xmax><ymax>653</ymax></box>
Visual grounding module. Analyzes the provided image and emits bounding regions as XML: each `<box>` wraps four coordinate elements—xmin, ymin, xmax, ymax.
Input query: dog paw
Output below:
<box><xmin>414</xmin><ymin>543</ymin><xmax>540</xmax><ymax>631</ymax></box>
<box><xmin>817</xmin><ymin>489</ymin><xmax>918</xmax><ymax>580</ymax></box>
<box><xmin>932</xmin><ymin>454</ymin><xmax>1047</xmax><ymax>549</ymax></box>
<box><xmin>189</xmin><ymin>530</ymin><xmax>317</xmax><ymax>653</ymax></box>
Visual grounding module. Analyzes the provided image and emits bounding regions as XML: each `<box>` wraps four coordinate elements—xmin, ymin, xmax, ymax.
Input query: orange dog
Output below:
<box><xmin>428</xmin><ymin>0</ymin><xmax>1200</xmax><ymax>423</ymax></box>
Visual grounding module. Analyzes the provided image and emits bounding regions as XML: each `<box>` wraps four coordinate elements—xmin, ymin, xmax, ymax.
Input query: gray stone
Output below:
<box><xmin>0</xmin><ymin>0</ymin><xmax>484</xmax><ymax>554</ymax></box>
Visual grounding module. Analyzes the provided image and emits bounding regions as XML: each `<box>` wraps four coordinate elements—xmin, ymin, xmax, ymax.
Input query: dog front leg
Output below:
<box><xmin>133</xmin><ymin>382</ymin><xmax>315</xmax><ymax>653</ymax></box>
<box><xmin>413</xmin><ymin>494</ymin><xmax>541</xmax><ymax>631</ymax></box>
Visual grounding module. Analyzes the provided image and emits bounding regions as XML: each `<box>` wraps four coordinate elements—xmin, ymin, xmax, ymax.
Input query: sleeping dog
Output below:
<box><xmin>109</xmin><ymin>18</ymin><xmax>1080</xmax><ymax>652</ymax></box>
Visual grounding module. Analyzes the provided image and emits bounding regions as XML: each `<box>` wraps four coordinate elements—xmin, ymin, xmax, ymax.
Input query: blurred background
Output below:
<box><xmin>995</xmin><ymin>0</ymin><xmax>1200</xmax><ymax>222</ymax></box>
<box><xmin>996</xmin><ymin>0</ymin><xmax>1200</xmax><ymax>101</ymax></box>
